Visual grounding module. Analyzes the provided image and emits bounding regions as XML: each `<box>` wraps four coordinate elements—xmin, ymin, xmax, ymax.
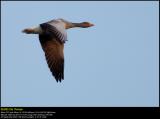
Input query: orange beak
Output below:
<box><xmin>90</xmin><ymin>23</ymin><xmax>94</xmax><ymax>26</ymax></box>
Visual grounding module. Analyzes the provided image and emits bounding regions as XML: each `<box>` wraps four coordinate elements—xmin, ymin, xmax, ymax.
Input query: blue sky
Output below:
<box><xmin>1</xmin><ymin>1</ymin><xmax>159</xmax><ymax>107</ymax></box>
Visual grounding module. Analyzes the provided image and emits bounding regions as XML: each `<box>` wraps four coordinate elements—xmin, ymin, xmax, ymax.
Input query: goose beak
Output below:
<box><xmin>90</xmin><ymin>23</ymin><xmax>94</xmax><ymax>27</ymax></box>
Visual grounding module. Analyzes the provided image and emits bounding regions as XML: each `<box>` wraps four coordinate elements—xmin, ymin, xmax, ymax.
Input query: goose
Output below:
<box><xmin>22</xmin><ymin>18</ymin><xmax>94</xmax><ymax>82</ymax></box>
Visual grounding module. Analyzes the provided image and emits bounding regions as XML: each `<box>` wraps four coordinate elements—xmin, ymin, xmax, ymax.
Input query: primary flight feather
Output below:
<box><xmin>22</xmin><ymin>18</ymin><xmax>94</xmax><ymax>82</ymax></box>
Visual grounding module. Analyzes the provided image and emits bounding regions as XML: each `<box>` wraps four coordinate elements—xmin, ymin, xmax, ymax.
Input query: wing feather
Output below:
<box><xmin>40</xmin><ymin>22</ymin><xmax>67</xmax><ymax>43</ymax></box>
<box><xmin>39</xmin><ymin>34</ymin><xmax>64</xmax><ymax>82</ymax></box>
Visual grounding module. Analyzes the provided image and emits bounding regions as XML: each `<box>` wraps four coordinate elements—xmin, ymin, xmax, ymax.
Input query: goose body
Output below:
<box><xmin>22</xmin><ymin>18</ymin><xmax>94</xmax><ymax>82</ymax></box>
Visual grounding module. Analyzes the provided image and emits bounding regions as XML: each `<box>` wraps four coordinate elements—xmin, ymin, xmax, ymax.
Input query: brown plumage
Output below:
<box><xmin>22</xmin><ymin>18</ymin><xmax>94</xmax><ymax>82</ymax></box>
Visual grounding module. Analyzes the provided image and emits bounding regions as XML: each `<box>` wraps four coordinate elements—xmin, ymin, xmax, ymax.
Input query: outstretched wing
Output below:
<box><xmin>40</xmin><ymin>20</ymin><xmax>67</xmax><ymax>43</ymax></box>
<box><xmin>39</xmin><ymin>34</ymin><xmax>64</xmax><ymax>82</ymax></box>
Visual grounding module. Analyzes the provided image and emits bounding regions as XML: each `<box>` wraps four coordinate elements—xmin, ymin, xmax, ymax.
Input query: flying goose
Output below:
<box><xmin>22</xmin><ymin>18</ymin><xmax>94</xmax><ymax>82</ymax></box>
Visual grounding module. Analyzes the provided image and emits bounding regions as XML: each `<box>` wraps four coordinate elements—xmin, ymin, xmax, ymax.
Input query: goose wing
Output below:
<box><xmin>39</xmin><ymin>34</ymin><xmax>64</xmax><ymax>82</ymax></box>
<box><xmin>40</xmin><ymin>19</ymin><xmax>67</xmax><ymax>43</ymax></box>
<box><xmin>38</xmin><ymin>19</ymin><xmax>68</xmax><ymax>82</ymax></box>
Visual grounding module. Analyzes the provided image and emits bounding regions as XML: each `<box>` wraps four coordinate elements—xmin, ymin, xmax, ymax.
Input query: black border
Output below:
<box><xmin>1</xmin><ymin>0</ymin><xmax>160</xmax><ymax>1</ymax></box>
<box><xmin>1</xmin><ymin>0</ymin><xmax>159</xmax><ymax>118</ymax></box>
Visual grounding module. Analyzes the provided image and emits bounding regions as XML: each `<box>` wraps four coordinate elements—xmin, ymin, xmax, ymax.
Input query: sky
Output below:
<box><xmin>1</xmin><ymin>1</ymin><xmax>159</xmax><ymax>107</ymax></box>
